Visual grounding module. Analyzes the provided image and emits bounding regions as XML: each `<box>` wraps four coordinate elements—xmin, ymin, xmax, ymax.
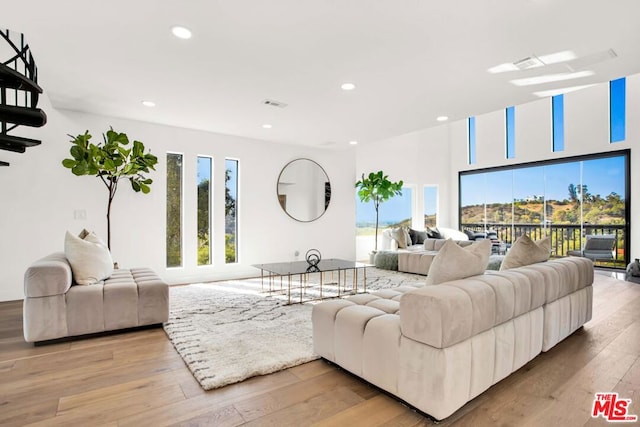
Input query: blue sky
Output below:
<box><xmin>356</xmin><ymin>187</ymin><xmax>413</xmax><ymax>224</ymax></box>
<box><xmin>460</xmin><ymin>156</ymin><xmax>625</xmax><ymax>206</ymax></box>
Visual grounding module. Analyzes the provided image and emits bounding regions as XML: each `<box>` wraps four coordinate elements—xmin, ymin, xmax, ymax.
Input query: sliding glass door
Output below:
<box><xmin>459</xmin><ymin>150</ymin><xmax>629</xmax><ymax>268</ymax></box>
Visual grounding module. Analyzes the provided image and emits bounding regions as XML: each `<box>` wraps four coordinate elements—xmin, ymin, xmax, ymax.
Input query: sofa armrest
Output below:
<box><xmin>24</xmin><ymin>252</ymin><xmax>73</xmax><ymax>298</ymax></box>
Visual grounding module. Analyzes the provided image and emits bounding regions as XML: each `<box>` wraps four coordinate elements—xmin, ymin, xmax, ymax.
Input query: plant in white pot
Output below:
<box><xmin>355</xmin><ymin>171</ymin><xmax>403</xmax><ymax>263</ymax></box>
<box><xmin>62</xmin><ymin>128</ymin><xmax>158</xmax><ymax>250</ymax></box>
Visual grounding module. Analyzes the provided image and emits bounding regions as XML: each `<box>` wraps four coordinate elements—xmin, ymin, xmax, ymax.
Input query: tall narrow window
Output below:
<box><xmin>506</xmin><ymin>106</ymin><xmax>515</xmax><ymax>159</ymax></box>
<box><xmin>166</xmin><ymin>153</ymin><xmax>183</xmax><ymax>268</ymax></box>
<box><xmin>225</xmin><ymin>159</ymin><xmax>238</xmax><ymax>263</ymax></box>
<box><xmin>467</xmin><ymin>117</ymin><xmax>476</xmax><ymax>165</ymax></box>
<box><xmin>552</xmin><ymin>95</ymin><xmax>564</xmax><ymax>152</ymax></box>
<box><xmin>423</xmin><ymin>186</ymin><xmax>438</xmax><ymax>228</ymax></box>
<box><xmin>197</xmin><ymin>156</ymin><xmax>212</xmax><ymax>266</ymax></box>
<box><xmin>610</xmin><ymin>77</ymin><xmax>626</xmax><ymax>143</ymax></box>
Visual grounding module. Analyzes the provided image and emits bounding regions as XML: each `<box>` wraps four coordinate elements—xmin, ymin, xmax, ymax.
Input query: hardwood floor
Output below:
<box><xmin>1</xmin><ymin>272</ymin><xmax>639</xmax><ymax>426</ymax></box>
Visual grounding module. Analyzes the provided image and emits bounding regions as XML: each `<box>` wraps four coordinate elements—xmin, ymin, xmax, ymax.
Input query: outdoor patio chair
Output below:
<box><xmin>567</xmin><ymin>234</ymin><xmax>616</xmax><ymax>261</ymax></box>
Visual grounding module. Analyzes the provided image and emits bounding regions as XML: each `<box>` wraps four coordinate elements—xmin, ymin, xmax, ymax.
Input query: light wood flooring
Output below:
<box><xmin>1</xmin><ymin>272</ymin><xmax>639</xmax><ymax>426</ymax></box>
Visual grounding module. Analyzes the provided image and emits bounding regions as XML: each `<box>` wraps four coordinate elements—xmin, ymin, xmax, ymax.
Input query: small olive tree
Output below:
<box><xmin>355</xmin><ymin>171</ymin><xmax>403</xmax><ymax>252</ymax></box>
<box><xmin>62</xmin><ymin>128</ymin><xmax>158</xmax><ymax>249</ymax></box>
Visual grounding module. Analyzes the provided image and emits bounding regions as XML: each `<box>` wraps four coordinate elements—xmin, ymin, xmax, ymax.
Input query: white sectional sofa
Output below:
<box><xmin>380</xmin><ymin>227</ymin><xmax>469</xmax><ymax>252</ymax></box>
<box><xmin>312</xmin><ymin>256</ymin><xmax>593</xmax><ymax>420</ymax></box>
<box><xmin>379</xmin><ymin>227</ymin><xmax>474</xmax><ymax>275</ymax></box>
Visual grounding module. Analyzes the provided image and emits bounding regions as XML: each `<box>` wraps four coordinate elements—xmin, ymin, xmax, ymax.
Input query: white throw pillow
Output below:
<box><xmin>425</xmin><ymin>239</ymin><xmax>492</xmax><ymax>285</ymax></box>
<box><xmin>500</xmin><ymin>234</ymin><xmax>551</xmax><ymax>270</ymax></box>
<box><xmin>64</xmin><ymin>230</ymin><xmax>114</xmax><ymax>285</ymax></box>
<box><xmin>389</xmin><ymin>227</ymin><xmax>408</xmax><ymax>249</ymax></box>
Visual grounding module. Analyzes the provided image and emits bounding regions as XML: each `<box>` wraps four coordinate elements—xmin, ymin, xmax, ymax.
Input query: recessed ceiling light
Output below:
<box><xmin>349</xmin><ymin>140</ymin><xmax>358</xmax><ymax>145</ymax></box>
<box><xmin>436</xmin><ymin>116</ymin><xmax>449</xmax><ymax>122</ymax></box>
<box><xmin>262</xmin><ymin>124</ymin><xmax>273</xmax><ymax>129</ymax></box>
<box><xmin>510</xmin><ymin>70</ymin><xmax>594</xmax><ymax>86</ymax></box>
<box><xmin>141</xmin><ymin>100</ymin><xmax>156</xmax><ymax>107</ymax></box>
<box><xmin>341</xmin><ymin>83</ymin><xmax>356</xmax><ymax>91</ymax></box>
<box><xmin>171</xmin><ymin>26</ymin><xmax>192</xmax><ymax>39</ymax></box>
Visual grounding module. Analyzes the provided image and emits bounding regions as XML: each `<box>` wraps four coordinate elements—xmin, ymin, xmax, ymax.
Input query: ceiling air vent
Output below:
<box><xmin>513</xmin><ymin>56</ymin><xmax>544</xmax><ymax>70</ymax></box>
<box><xmin>262</xmin><ymin>99</ymin><xmax>288</xmax><ymax>108</ymax></box>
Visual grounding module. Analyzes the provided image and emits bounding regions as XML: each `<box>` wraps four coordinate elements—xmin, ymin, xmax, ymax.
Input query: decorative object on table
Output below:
<box><xmin>305</xmin><ymin>248</ymin><xmax>322</xmax><ymax>272</ymax></box>
<box><xmin>62</xmin><ymin>128</ymin><xmax>158</xmax><ymax>249</ymax></box>
<box><xmin>626</xmin><ymin>258</ymin><xmax>640</xmax><ymax>284</ymax></box>
<box><xmin>355</xmin><ymin>171</ymin><xmax>403</xmax><ymax>254</ymax></box>
<box><xmin>305</xmin><ymin>248</ymin><xmax>322</xmax><ymax>266</ymax></box>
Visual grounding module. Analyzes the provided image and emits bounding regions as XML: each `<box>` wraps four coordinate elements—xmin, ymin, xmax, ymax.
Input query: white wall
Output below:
<box><xmin>0</xmin><ymin>96</ymin><xmax>355</xmax><ymax>301</ymax></box>
<box><xmin>358</xmin><ymin>73</ymin><xmax>639</xmax><ymax>263</ymax></box>
<box><xmin>355</xmin><ymin>125</ymin><xmax>452</xmax><ymax>260</ymax></box>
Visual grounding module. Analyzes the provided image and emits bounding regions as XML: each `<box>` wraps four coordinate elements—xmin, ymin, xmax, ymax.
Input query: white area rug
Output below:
<box><xmin>163</xmin><ymin>267</ymin><xmax>425</xmax><ymax>390</ymax></box>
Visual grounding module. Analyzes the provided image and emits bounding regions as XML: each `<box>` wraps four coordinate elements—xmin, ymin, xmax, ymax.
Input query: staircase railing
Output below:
<box><xmin>0</xmin><ymin>28</ymin><xmax>47</xmax><ymax>166</ymax></box>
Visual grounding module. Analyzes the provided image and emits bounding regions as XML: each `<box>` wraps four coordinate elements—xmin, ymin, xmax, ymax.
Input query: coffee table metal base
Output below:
<box><xmin>253</xmin><ymin>259</ymin><xmax>369</xmax><ymax>305</ymax></box>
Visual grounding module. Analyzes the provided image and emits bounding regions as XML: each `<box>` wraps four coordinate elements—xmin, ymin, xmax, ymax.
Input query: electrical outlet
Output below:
<box><xmin>74</xmin><ymin>209</ymin><xmax>87</xmax><ymax>220</ymax></box>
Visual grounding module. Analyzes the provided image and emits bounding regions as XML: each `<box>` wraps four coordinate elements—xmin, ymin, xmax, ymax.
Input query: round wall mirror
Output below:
<box><xmin>277</xmin><ymin>158</ymin><xmax>331</xmax><ymax>222</ymax></box>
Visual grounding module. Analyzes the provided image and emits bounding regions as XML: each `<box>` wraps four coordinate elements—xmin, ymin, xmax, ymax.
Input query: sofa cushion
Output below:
<box><xmin>389</xmin><ymin>227</ymin><xmax>408</xmax><ymax>249</ymax></box>
<box><xmin>426</xmin><ymin>226</ymin><xmax>443</xmax><ymax>239</ymax></box>
<box><xmin>64</xmin><ymin>231</ymin><xmax>114</xmax><ymax>285</ymax></box>
<box><xmin>500</xmin><ymin>234</ymin><xmax>551</xmax><ymax>270</ymax></box>
<box><xmin>408</xmin><ymin>228</ymin><xmax>428</xmax><ymax>245</ymax></box>
<box><xmin>425</xmin><ymin>239</ymin><xmax>492</xmax><ymax>285</ymax></box>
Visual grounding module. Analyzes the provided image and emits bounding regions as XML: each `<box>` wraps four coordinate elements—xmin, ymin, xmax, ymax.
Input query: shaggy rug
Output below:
<box><xmin>163</xmin><ymin>267</ymin><xmax>425</xmax><ymax>390</ymax></box>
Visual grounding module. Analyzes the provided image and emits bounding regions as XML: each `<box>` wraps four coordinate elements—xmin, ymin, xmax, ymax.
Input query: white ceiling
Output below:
<box><xmin>3</xmin><ymin>0</ymin><xmax>640</xmax><ymax>148</ymax></box>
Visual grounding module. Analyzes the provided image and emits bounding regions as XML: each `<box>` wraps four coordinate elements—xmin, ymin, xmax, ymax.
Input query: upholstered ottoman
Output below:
<box><xmin>23</xmin><ymin>252</ymin><xmax>169</xmax><ymax>343</ymax></box>
<box><xmin>374</xmin><ymin>251</ymin><xmax>399</xmax><ymax>270</ymax></box>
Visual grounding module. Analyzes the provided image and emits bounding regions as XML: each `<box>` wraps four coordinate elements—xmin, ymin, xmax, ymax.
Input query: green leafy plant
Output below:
<box><xmin>355</xmin><ymin>171</ymin><xmax>403</xmax><ymax>252</ymax></box>
<box><xmin>62</xmin><ymin>128</ymin><xmax>158</xmax><ymax>249</ymax></box>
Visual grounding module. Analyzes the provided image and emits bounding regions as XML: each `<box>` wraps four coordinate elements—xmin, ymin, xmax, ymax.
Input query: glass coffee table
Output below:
<box><xmin>252</xmin><ymin>259</ymin><xmax>369</xmax><ymax>304</ymax></box>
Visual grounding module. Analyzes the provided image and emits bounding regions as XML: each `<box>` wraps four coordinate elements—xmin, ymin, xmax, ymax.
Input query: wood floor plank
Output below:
<box><xmin>117</xmin><ymin>370</ymin><xmax>301</xmax><ymax>427</ymax></box>
<box><xmin>312</xmin><ymin>394</ymin><xmax>407</xmax><ymax>427</ymax></box>
<box><xmin>0</xmin><ymin>359</ymin><xmax>15</xmax><ymax>372</ymax></box>
<box><xmin>241</xmin><ymin>385</ymin><xmax>364</xmax><ymax>426</ymax></box>
<box><xmin>25</xmin><ymin>384</ymin><xmax>186</xmax><ymax>427</ymax></box>
<box><xmin>287</xmin><ymin>359</ymin><xmax>334</xmax><ymax>381</ymax></box>
<box><xmin>233</xmin><ymin>369</ymin><xmax>358</xmax><ymax>422</ymax></box>
<box><xmin>170</xmin><ymin>404</ymin><xmax>245</xmax><ymax>427</ymax></box>
<box><xmin>0</xmin><ymin>398</ymin><xmax>60</xmax><ymax>427</ymax></box>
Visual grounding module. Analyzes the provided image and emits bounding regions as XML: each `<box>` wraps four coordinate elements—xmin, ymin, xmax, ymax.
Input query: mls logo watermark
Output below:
<box><xmin>592</xmin><ymin>392</ymin><xmax>637</xmax><ymax>422</ymax></box>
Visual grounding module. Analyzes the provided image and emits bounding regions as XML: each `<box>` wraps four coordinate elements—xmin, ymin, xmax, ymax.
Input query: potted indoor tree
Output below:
<box><xmin>355</xmin><ymin>171</ymin><xmax>403</xmax><ymax>262</ymax></box>
<box><xmin>62</xmin><ymin>128</ymin><xmax>158</xmax><ymax>250</ymax></box>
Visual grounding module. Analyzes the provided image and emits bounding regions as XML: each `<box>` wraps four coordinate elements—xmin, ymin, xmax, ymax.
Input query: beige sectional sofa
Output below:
<box><xmin>312</xmin><ymin>256</ymin><xmax>593</xmax><ymax>420</ymax></box>
<box><xmin>380</xmin><ymin>227</ymin><xmax>475</xmax><ymax>275</ymax></box>
<box><xmin>23</xmin><ymin>252</ymin><xmax>169</xmax><ymax>343</ymax></box>
<box><xmin>397</xmin><ymin>239</ymin><xmax>474</xmax><ymax>275</ymax></box>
